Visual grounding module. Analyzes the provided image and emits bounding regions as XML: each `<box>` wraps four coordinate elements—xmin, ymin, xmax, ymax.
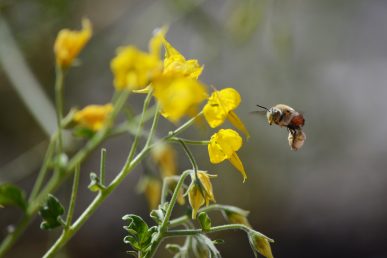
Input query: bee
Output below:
<box><xmin>256</xmin><ymin>104</ymin><xmax>306</xmax><ymax>150</ymax></box>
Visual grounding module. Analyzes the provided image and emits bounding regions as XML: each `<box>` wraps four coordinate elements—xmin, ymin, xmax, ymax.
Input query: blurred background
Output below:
<box><xmin>1</xmin><ymin>0</ymin><xmax>387</xmax><ymax>257</ymax></box>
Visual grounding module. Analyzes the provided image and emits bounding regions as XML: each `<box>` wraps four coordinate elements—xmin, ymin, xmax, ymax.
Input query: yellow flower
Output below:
<box><xmin>203</xmin><ymin>88</ymin><xmax>249</xmax><ymax>137</ymax></box>
<box><xmin>188</xmin><ymin>171</ymin><xmax>216</xmax><ymax>219</ymax></box>
<box><xmin>73</xmin><ymin>104</ymin><xmax>113</xmax><ymax>131</ymax></box>
<box><xmin>248</xmin><ymin>232</ymin><xmax>274</xmax><ymax>258</ymax></box>
<box><xmin>223</xmin><ymin>207</ymin><xmax>251</xmax><ymax>227</ymax></box>
<box><xmin>111</xmin><ymin>46</ymin><xmax>162</xmax><ymax>91</ymax></box>
<box><xmin>208</xmin><ymin>129</ymin><xmax>247</xmax><ymax>181</ymax></box>
<box><xmin>149</xmin><ymin>26</ymin><xmax>168</xmax><ymax>58</ymax></box>
<box><xmin>152</xmin><ymin>76</ymin><xmax>208</xmax><ymax>123</ymax></box>
<box><xmin>137</xmin><ymin>176</ymin><xmax>161</xmax><ymax>211</ymax></box>
<box><xmin>151</xmin><ymin>142</ymin><xmax>177</xmax><ymax>177</ymax></box>
<box><xmin>54</xmin><ymin>18</ymin><xmax>92</xmax><ymax>68</ymax></box>
<box><xmin>162</xmin><ymin>37</ymin><xmax>203</xmax><ymax>79</ymax></box>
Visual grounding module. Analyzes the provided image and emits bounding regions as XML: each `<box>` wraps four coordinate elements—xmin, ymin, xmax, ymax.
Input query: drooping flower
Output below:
<box><xmin>162</xmin><ymin>37</ymin><xmax>203</xmax><ymax>79</ymax></box>
<box><xmin>54</xmin><ymin>18</ymin><xmax>92</xmax><ymax>68</ymax></box>
<box><xmin>203</xmin><ymin>88</ymin><xmax>249</xmax><ymax>137</ymax></box>
<box><xmin>152</xmin><ymin>75</ymin><xmax>208</xmax><ymax>123</ymax></box>
<box><xmin>151</xmin><ymin>142</ymin><xmax>177</xmax><ymax>177</ymax></box>
<box><xmin>208</xmin><ymin>129</ymin><xmax>247</xmax><ymax>181</ymax></box>
<box><xmin>222</xmin><ymin>206</ymin><xmax>251</xmax><ymax>227</ymax></box>
<box><xmin>188</xmin><ymin>171</ymin><xmax>216</xmax><ymax>219</ymax></box>
<box><xmin>111</xmin><ymin>46</ymin><xmax>162</xmax><ymax>91</ymax></box>
<box><xmin>73</xmin><ymin>104</ymin><xmax>113</xmax><ymax>131</ymax></box>
<box><xmin>248</xmin><ymin>231</ymin><xmax>275</xmax><ymax>258</ymax></box>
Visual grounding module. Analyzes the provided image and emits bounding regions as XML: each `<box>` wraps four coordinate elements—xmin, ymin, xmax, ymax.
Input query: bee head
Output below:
<box><xmin>267</xmin><ymin>107</ymin><xmax>282</xmax><ymax>125</ymax></box>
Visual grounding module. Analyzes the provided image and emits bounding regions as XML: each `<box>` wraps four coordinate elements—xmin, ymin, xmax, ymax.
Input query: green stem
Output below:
<box><xmin>169</xmin><ymin>137</ymin><xmax>209</xmax><ymax>145</ymax></box>
<box><xmin>43</xmin><ymin>91</ymin><xmax>155</xmax><ymax>257</ymax></box>
<box><xmin>145</xmin><ymin>104</ymin><xmax>160</xmax><ymax>148</ymax></box>
<box><xmin>0</xmin><ymin>91</ymin><xmax>130</xmax><ymax>257</ymax></box>
<box><xmin>65</xmin><ymin>165</ymin><xmax>80</xmax><ymax>227</ymax></box>
<box><xmin>144</xmin><ymin>170</ymin><xmax>192</xmax><ymax>258</ymax></box>
<box><xmin>54</xmin><ymin>64</ymin><xmax>64</xmax><ymax>154</ymax></box>
<box><xmin>165</xmin><ymin>224</ymin><xmax>251</xmax><ymax>237</ymax></box>
<box><xmin>127</xmin><ymin>90</ymin><xmax>153</xmax><ymax>163</ymax></box>
<box><xmin>28</xmin><ymin>134</ymin><xmax>57</xmax><ymax>202</ymax></box>
<box><xmin>166</xmin><ymin>111</ymin><xmax>203</xmax><ymax>138</ymax></box>
<box><xmin>99</xmin><ymin>148</ymin><xmax>107</xmax><ymax>186</ymax></box>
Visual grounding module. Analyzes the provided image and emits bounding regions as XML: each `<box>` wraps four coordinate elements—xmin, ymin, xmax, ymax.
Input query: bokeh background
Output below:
<box><xmin>1</xmin><ymin>0</ymin><xmax>387</xmax><ymax>257</ymax></box>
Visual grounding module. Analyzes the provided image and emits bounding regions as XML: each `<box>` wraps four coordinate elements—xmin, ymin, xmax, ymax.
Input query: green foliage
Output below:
<box><xmin>198</xmin><ymin>212</ymin><xmax>211</xmax><ymax>231</ymax></box>
<box><xmin>0</xmin><ymin>184</ymin><xmax>27</xmax><ymax>211</ymax></box>
<box><xmin>39</xmin><ymin>194</ymin><xmax>65</xmax><ymax>230</ymax></box>
<box><xmin>73</xmin><ymin>127</ymin><xmax>96</xmax><ymax>139</ymax></box>
<box><xmin>122</xmin><ymin>214</ymin><xmax>157</xmax><ymax>254</ymax></box>
<box><xmin>149</xmin><ymin>202</ymin><xmax>168</xmax><ymax>225</ymax></box>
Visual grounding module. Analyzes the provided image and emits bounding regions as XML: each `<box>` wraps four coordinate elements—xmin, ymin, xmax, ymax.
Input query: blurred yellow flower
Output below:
<box><xmin>54</xmin><ymin>18</ymin><xmax>92</xmax><ymax>68</ymax></box>
<box><xmin>203</xmin><ymin>88</ymin><xmax>249</xmax><ymax>137</ymax></box>
<box><xmin>73</xmin><ymin>104</ymin><xmax>113</xmax><ymax>131</ymax></box>
<box><xmin>188</xmin><ymin>171</ymin><xmax>216</xmax><ymax>219</ymax></box>
<box><xmin>151</xmin><ymin>142</ymin><xmax>177</xmax><ymax>177</ymax></box>
<box><xmin>149</xmin><ymin>26</ymin><xmax>168</xmax><ymax>58</ymax></box>
<box><xmin>152</xmin><ymin>76</ymin><xmax>208</xmax><ymax>123</ymax></box>
<box><xmin>162</xmin><ymin>37</ymin><xmax>203</xmax><ymax>79</ymax></box>
<box><xmin>137</xmin><ymin>176</ymin><xmax>161</xmax><ymax>211</ymax></box>
<box><xmin>111</xmin><ymin>46</ymin><xmax>162</xmax><ymax>91</ymax></box>
<box><xmin>208</xmin><ymin>129</ymin><xmax>247</xmax><ymax>181</ymax></box>
<box><xmin>223</xmin><ymin>208</ymin><xmax>251</xmax><ymax>227</ymax></box>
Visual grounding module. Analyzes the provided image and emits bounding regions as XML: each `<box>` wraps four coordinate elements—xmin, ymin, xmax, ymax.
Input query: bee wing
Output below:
<box><xmin>249</xmin><ymin>110</ymin><xmax>266</xmax><ymax>116</ymax></box>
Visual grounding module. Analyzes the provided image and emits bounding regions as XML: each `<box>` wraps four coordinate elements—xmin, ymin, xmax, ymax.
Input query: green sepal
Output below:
<box><xmin>247</xmin><ymin>230</ymin><xmax>275</xmax><ymax>258</ymax></box>
<box><xmin>0</xmin><ymin>184</ymin><xmax>27</xmax><ymax>211</ymax></box>
<box><xmin>198</xmin><ymin>212</ymin><xmax>211</xmax><ymax>231</ymax></box>
<box><xmin>88</xmin><ymin>172</ymin><xmax>104</xmax><ymax>192</ymax></box>
<box><xmin>39</xmin><ymin>194</ymin><xmax>65</xmax><ymax>230</ymax></box>
<box><xmin>122</xmin><ymin>214</ymin><xmax>156</xmax><ymax>252</ymax></box>
<box><xmin>73</xmin><ymin>127</ymin><xmax>96</xmax><ymax>139</ymax></box>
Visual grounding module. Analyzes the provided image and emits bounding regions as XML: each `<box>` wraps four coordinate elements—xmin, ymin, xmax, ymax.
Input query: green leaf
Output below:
<box><xmin>88</xmin><ymin>172</ymin><xmax>104</xmax><ymax>192</ymax></box>
<box><xmin>149</xmin><ymin>202</ymin><xmax>167</xmax><ymax>225</ymax></box>
<box><xmin>39</xmin><ymin>194</ymin><xmax>65</xmax><ymax>230</ymax></box>
<box><xmin>0</xmin><ymin>184</ymin><xmax>27</xmax><ymax>211</ymax></box>
<box><xmin>198</xmin><ymin>212</ymin><xmax>211</xmax><ymax>231</ymax></box>
<box><xmin>122</xmin><ymin>214</ymin><xmax>154</xmax><ymax>252</ymax></box>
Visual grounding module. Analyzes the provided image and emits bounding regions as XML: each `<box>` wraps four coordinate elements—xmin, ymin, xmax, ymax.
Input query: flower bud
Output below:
<box><xmin>188</xmin><ymin>171</ymin><xmax>216</xmax><ymax>219</ymax></box>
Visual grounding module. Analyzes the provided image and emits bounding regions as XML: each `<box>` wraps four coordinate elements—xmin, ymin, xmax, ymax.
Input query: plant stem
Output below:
<box><xmin>127</xmin><ymin>91</ymin><xmax>153</xmax><ymax>163</ymax></box>
<box><xmin>28</xmin><ymin>134</ymin><xmax>57</xmax><ymax>201</ymax></box>
<box><xmin>0</xmin><ymin>91</ymin><xmax>129</xmax><ymax>257</ymax></box>
<box><xmin>143</xmin><ymin>170</ymin><xmax>191</xmax><ymax>258</ymax></box>
<box><xmin>54</xmin><ymin>64</ymin><xmax>64</xmax><ymax>154</ymax></box>
<box><xmin>43</xmin><ymin>91</ymin><xmax>155</xmax><ymax>257</ymax></box>
<box><xmin>165</xmin><ymin>224</ymin><xmax>251</xmax><ymax>237</ymax></box>
<box><xmin>144</xmin><ymin>104</ymin><xmax>160</xmax><ymax>148</ymax></box>
<box><xmin>99</xmin><ymin>148</ymin><xmax>107</xmax><ymax>186</ymax></box>
<box><xmin>65</xmin><ymin>165</ymin><xmax>80</xmax><ymax>227</ymax></box>
<box><xmin>169</xmin><ymin>137</ymin><xmax>209</xmax><ymax>145</ymax></box>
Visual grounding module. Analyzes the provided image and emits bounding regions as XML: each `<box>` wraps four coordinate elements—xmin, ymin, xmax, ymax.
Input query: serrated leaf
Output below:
<box><xmin>39</xmin><ymin>194</ymin><xmax>65</xmax><ymax>230</ymax></box>
<box><xmin>0</xmin><ymin>184</ymin><xmax>27</xmax><ymax>211</ymax></box>
<box><xmin>122</xmin><ymin>214</ymin><xmax>153</xmax><ymax>252</ymax></box>
<box><xmin>198</xmin><ymin>212</ymin><xmax>212</xmax><ymax>231</ymax></box>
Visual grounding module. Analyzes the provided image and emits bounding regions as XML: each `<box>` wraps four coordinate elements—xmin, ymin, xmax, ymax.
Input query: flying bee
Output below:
<box><xmin>255</xmin><ymin>104</ymin><xmax>306</xmax><ymax>150</ymax></box>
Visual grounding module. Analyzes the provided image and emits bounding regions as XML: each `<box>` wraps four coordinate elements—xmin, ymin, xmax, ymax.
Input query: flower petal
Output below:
<box><xmin>227</xmin><ymin>111</ymin><xmax>250</xmax><ymax>138</ymax></box>
<box><xmin>228</xmin><ymin>152</ymin><xmax>247</xmax><ymax>182</ymax></box>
